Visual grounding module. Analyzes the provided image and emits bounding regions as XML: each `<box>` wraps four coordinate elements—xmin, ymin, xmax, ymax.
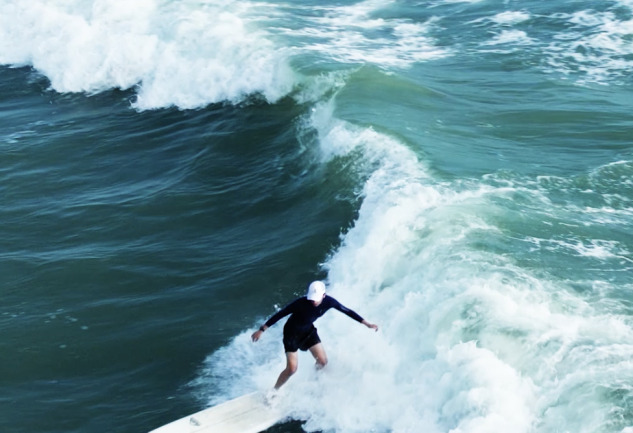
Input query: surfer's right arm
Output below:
<box><xmin>251</xmin><ymin>298</ymin><xmax>300</xmax><ymax>342</ymax></box>
<box><xmin>251</xmin><ymin>325</ymin><xmax>268</xmax><ymax>342</ymax></box>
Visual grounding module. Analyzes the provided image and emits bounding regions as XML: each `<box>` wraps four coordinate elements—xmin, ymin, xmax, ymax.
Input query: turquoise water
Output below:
<box><xmin>1</xmin><ymin>1</ymin><xmax>632</xmax><ymax>432</ymax></box>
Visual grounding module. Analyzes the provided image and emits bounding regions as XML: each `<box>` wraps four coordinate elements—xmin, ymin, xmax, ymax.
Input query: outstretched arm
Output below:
<box><xmin>362</xmin><ymin>319</ymin><xmax>379</xmax><ymax>332</ymax></box>
<box><xmin>251</xmin><ymin>325</ymin><xmax>268</xmax><ymax>342</ymax></box>
<box><xmin>331</xmin><ymin>297</ymin><xmax>379</xmax><ymax>331</ymax></box>
<box><xmin>251</xmin><ymin>298</ymin><xmax>301</xmax><ymax>342</ymax></box>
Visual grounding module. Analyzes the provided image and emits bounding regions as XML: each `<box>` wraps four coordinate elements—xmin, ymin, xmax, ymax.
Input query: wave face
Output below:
<box><xmin>194</xmin><ymin>100</ymin><xmax>633</xmax><ymax>433</ymax></box>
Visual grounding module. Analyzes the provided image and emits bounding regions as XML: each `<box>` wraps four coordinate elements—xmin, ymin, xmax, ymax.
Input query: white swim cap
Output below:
<box><xmin>306</xmin><ymin>280</ymin><xmax>326</xmax><ymax>301</ymax></box>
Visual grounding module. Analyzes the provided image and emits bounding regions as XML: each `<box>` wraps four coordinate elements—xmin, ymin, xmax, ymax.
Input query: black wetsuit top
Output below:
<box><xmin>264</xmin><ymin>295</ymin><xmax>364</xmax><ymax>336</ymax></box>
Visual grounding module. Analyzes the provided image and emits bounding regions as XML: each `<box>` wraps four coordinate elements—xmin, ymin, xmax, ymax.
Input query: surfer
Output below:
<box><xmin>251</xmin><ymin>280</ymin><xmax>379</xmax><ymax>390</ymax></box>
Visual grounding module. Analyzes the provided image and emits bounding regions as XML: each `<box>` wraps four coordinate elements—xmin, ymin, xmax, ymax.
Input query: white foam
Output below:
<box><xmin>484</xmin><ymin>30</ymin><xmax>534</xmax><ymax>46</ymax></box>
<box><xmin>272</xmin><ymin>1</ymin><xmax>448</xmax><ymax>69</ymax></box>
<box><xmin>476</xmin><ymin>10</ymin><xmax>534</xmax><ymax>52</ymax></box>
<box><xmin>0</xmin><ymin>0</ymin><xmax>448</xmax><ymax>106</ymax></box>
<box><xmin>0</xmin><ymin>0</ymin><xmax>296</xmax><ymax>109</ymax></box>
<box><xmin>468</xmin><ymin>4</ymin><xmax>633</xmax><ymax>85</ymax></box>
<box><xmin>192</xmin><ymin>100</ymin><xmax>633</xmax><ymax>432</ymax></box>
<box><xmin>569</xmin><ymin>10</ymin><xmax>609</xmax><ymax>27</ymax></box>
<box><xmin>542</xmin><ymin>8</ymin><xmax>633</xmax><ymax>84</ymax></box>
<box><xmin>438</xmin><ymin>0</ymin><xmax>484</xmax><ymax>3</ymax></box>
<box><xmin>491</xmin><ymin>11</ymin><xmax>531</xmax><ymax>26</ymax></box>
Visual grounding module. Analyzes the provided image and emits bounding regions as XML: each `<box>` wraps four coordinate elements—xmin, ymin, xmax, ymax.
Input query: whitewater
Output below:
<box><xmin>1</xmin><ymin>0</ymin><xmax>632</xmax><ymax>433</ymax></box>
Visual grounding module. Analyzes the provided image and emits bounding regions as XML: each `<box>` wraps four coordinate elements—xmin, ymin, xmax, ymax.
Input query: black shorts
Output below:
<box><xmin>283</xmin><ymin>326</ymin><xmax>321</xmax><ymax>353</ymax></box>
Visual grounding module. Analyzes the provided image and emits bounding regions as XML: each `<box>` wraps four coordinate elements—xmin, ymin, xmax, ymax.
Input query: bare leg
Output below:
<box><xmin>274</xmin><ymin>351</ymin><xmax>298</xmax><ymax>389</ymax></box>
<box><xmin>308</xmin><ymin>343</ymin><xmax>328</xmax><ymax>369</ymax></box>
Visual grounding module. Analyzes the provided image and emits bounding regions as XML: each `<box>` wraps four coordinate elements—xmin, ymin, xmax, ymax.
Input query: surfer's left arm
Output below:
<box><xmin>361</xmin><ymin>319</ymin><xmax>379</xmax><ymax>331</ymax></box>
<box><xmin>330</xmin><ymin>297</ymin><xmax>379</xmax><ymax>332</ymax></box>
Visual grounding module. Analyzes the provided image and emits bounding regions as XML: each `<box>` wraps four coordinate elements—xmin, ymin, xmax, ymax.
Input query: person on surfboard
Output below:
<box><xmin>251</xmin><ymin>280</ymin><xmax>379</xmax><ymax>390</ymax></box>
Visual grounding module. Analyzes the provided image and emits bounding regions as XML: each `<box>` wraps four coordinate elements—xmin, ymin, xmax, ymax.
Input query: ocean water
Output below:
<box><xmin>1</xmin><ymin>0</ymin><xmax>632</xmax><ymax>432</ymax></box>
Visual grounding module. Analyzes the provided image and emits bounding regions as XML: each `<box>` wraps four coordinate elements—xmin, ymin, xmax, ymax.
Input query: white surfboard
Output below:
<box><xmin>149</xmin><ymin>392</ymin><xmax>284</xmax><ymax>433</ymax></box>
